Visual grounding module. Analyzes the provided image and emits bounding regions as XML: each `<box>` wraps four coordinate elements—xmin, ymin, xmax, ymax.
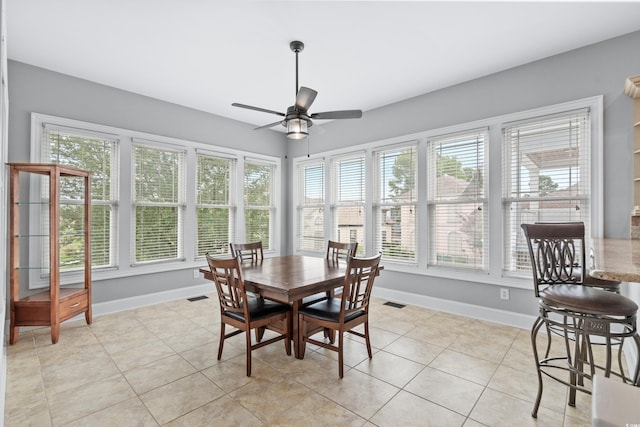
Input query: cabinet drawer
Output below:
<box><xmin>59</xmin><ymin>290</ymin><xmax>89</xmax><ymax>320</ymax></box>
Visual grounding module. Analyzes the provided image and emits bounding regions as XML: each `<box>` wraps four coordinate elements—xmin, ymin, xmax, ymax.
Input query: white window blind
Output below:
<box><xmin>132</xmin><ymin>143</ymin><xmax>186</xmax><ymax>264</ymax></box>
<box><xmin>297</xmin><ymin>159</ymin><xmax>325</xmax><ymax>253</ymax></box>
<box><xmin>374</xmin><ymin>144</ymin><xmax>417</xmax><ymax>263</ymax></box>
<box><xmin>196</xmin><ymin>153</ymin><xmax>236</xmax><ymax>257</ymax></box>
<box><xmin>427</xmin><ymin>129</ymin><xmax>488</xmax><ymax>270</ymax></box>
<box><xmin>244</xmin><ymin>160</ymin><xmax>275</xmax><ymax>249</ymax></box>
<box><xmin>43</xmin><ymin>125</ymin><xmax>118</xmax><ymax>271</ymax></box>
<box><xmin>502</xmin><ymin>109</ymin><xmax>591</xmax><ymax>273</ymax></box>
<box><xmin>331</xmin><ymin>153</ymin><xmax>366</xmax><ymax>254</ymax></box>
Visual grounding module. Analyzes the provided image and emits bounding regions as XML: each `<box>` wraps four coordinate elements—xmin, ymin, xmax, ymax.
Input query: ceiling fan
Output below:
<box><xmin>232</xmin><ymin>40</ymin><xmax>363</xmax><ymax>140</ymax></box>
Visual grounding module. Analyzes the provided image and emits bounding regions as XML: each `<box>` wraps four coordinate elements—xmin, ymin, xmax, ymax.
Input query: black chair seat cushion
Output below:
<box><xmin>299</xmin><ymin>298</ymin><xmax>365</xmax><ymax>323</ymax></box>
<box><xmin>540</xmin><ymin>284</ymin><xmax>638</xmax><ymax>316</ymax></box>
<box><xmin>224</xmin><ymin>298</ymin><xmax>290</xmax><ymax>322</ymax></box>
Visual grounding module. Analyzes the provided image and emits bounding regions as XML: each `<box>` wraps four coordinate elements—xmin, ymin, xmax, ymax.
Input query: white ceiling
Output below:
<box><xmin>7</xmin><ymin>1</ymin><xmax>640</xmax><ymax>132</ymax></box>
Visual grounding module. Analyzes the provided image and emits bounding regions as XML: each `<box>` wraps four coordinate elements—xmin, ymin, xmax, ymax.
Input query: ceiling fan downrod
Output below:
<box><xmin>290</xmin><ymin>40</ymin><xmax>304</xmax><ymax>98</ymax></box>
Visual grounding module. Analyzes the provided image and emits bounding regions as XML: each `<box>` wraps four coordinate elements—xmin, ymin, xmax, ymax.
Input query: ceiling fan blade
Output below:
<box><xmin>254</xmin><ymin>120</ymin><xmax>284</xmax><ymax>130</ymax></box>
<box><xmin>311</xmin><ymin>110</ymin><xmax>363</xmax><ymax>120</ymax></box>
<box><xmin>232</xmin><ymin>103</ymin><xmax>285</xmax><ymax>117</ymax></box>
<box><xmin>295</xmin><ymin>87</ymin><xmax>317</xmax><ymax>111</ymax></box>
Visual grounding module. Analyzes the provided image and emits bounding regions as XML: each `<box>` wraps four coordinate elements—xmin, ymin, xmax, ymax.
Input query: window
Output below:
<box><xmin>503</xmin><ymin>109</ymin><xmax>592</xmax><ymax>273</ymax></box>
<box><xmin>132</xmin><ymin>142</ymin><xmax>186</xmax><ymax>264</ymax></box>
<box><xmin>331</xmin><ymin>153</ymin><xmax>366</xmax><ymax>254</ymax></box>
<box><xmin>32</xmin><ymin>114</ymin><xmax>280</xmax><ymax>283</ymax></box>
<box><xmin>296</xmin><ymin>159</ymin><xmax>325</xmax><ymax>253</ymax></box>
<box><xmin>374</xmin><ymin>144</ymin><xmax>417</xmax><ymax>263</ymax></box>
<box><xmin>43</xmin><ymin>124</ymin><xmax>118</xmax><ymax>270</ymax></box>
<box><xmin>196</xmin><ymin>152</ymin><xmax>236</xmax><ymax>257</ymax></box>
<box><xmin>293</xmin><ymin>97</ymin><xmax>601</xmax><ymax>289</ymax></box>
<box><xmin>427</xmin><ymin>130</ymin><xmax>488</xmax><ymax>270</ymax></box>
<box><xmin>244</xmin><ymin>160</ymin><xmax>275</xmax><ymax>249</ymax></box>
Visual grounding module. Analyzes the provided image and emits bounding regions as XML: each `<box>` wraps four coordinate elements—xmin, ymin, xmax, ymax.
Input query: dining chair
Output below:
<box><xmin>205</xmin><ymin>254</ymin><xmax>291</xmax><ymax>376</ymax></box>
<box><xmin>326</xmin><ymin>240</ymin><xmax>358</xmax><ymax>262</ymax></box>
<box><xmin>303</xmin><ymin>240</ymin><xmax>359</xmax><ymax>307</ymax></box>
<box><xmin>298</xmin><ymin>253</ymin><xmax>382</xmax><ymax>378</ymax></box>
<box><xmin>229</xmin><ymin>241</ymin><xmax>264</xmax><ymax>263</ymax></box>
<box><xmin>521</xmin><ymin>222</ymin><xmax>640</xmax><ymax>418</ymax></box>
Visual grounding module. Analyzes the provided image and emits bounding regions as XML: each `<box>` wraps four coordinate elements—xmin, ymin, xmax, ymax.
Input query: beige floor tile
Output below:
<box><xmin>448</xmin><ymin>333</ymin><xmax>511</xmax><ymax>363</ymax></box>
<box><xmin>230</xmin><ymin>376</ymin><xmax>317</xmax><ymax>422</ymax></box>
<box><xmin>110</xmin><ymin>340</ymin><xmax>176</xmax><ymax>371</ymax></box>
<box><xmin>47</xmin><ymin>373</ymin><xmax>136</xmax><ymax>426</ymax></box>
<box><xmin>383</xmin><ymin>336</ymin><xmax>445</xmax><ymax>365</ymax></box>
<box><xmin>89</xmin><ymin>310</ymin><xmax>144</xmax><ymax>337</ymax></box>
<box><xmin>469</xmin><ymin>388</ymin><xmax>565</xmax><ymax>427</ymax></box>
<box><xmin>165</xmin><ymin>395</ymin><xmax>263</xmax><ymax>427</ymax></box>
<box><xmin>312</xmin><ymin>335</ymin><xmax>375</xmax><ymax>370</ymax></box>
<box><xmin>41</xmin><ymin>352</ymin><xmax>121</xmax><ymax>396</ymax></box>
<box><xmin>370</xmin><ymin>389</ymin><xmax>466</xmax><ymax>427</ymax></box>
<box><xmin>500</xmin><ymin>345</ymin><xmax>536</xmax><ymax>374</ymax></box>
<box><xmin>365</xmin><ymin>325</ymin><xmax>402</xmax><ymax>350</ymax></box>
<box><xmin>404</xmin><ymin>322</ymin><xmax>465</xmax><ymax>348</ymax></box>
<box><xmin>162</xmin><ymin>325</ymin><xmax>218</xmax><ymax>353</ymax></box>
<box><xmin>311</xmin><ymin>368</ymin><xmax>400</xmax><ymax>419</ymax></box>
<box><xmin>95</xmin><ymin>324</ymin><xmax>161</xmax><ymax>354</ymax></box>
<box><xmin>64</xmin><ymin>397</ymin><xmax>158</xmax><ymax>427</ymax></box>
<box><xmin>180</xmin><ymin>339</ymin><xmax>245</xmax><ymax>370</ymax></box>
<box><xmin>262</xmin><ymin>392</ymin><xmax>366</xmax><ymax>427</ymax></box>
<box><xmin>139</xmin><ymin>372</ymin><xmax>224</xmax><ymax>425</ymax></box>
<box><xmin>463</xmin><ymin>419</ymin><xmax>489</xmax><ymax>427</ymax></box>
<box><xmin>430</xmin><ymin>349</ymin><xmax>499</xmax><ymax>386</ymax></box>
<box><xmin>123</xmin><ymin>354</ymin><xmax>197</xmax><ymax>394</ymax></box>
<box><xmin>354</xmin><ymin>350</ymin><xmax>424</xmax><ymax>388</ymax></box>
<box><xmin>201</xmin><ymin>354</ymin><xmax>263</xmax><ymax>392</ymax></box>
<box><xmin>404</xmin><ymin>366</ymin><xmax>485</xmax><ymax>415</ymax></box>
<box><xmin>4</xmin><ymin>397</ymin><xmax>52</xmax><ymax>427</ymax></box>
<box><xmin>488</xmin><ymin>365</ymin><xmax>568</xmax><ymax>414</ymax></box>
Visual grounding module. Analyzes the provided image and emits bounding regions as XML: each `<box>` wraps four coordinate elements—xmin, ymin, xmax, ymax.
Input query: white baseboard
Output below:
<box><xmin>372</xmin><ymin>287</ymin><xmax>536</xmax><ymax>330</ymax></box>
<box><xmin>90</xmin><ymin>283</ymin><xmax>216</xmax><ymax>318</ymax></box>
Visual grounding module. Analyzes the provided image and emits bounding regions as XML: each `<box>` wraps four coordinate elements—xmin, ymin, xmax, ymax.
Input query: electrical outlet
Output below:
<box><xmin>193</xmin><ymin>269</ymin><xmax>200</xmax><ymax>279</ymax></box>
<box><xmin>500</xmin><ymin>288</ymin><xmax>509</xmax><ymax>300</ymax></box>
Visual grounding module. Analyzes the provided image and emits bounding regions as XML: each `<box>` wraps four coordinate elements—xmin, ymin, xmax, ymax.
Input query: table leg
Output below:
<box><xmin>292</xmin><ymin>300</ymin><xmax>302</xmax><ymax>359</ymax></box>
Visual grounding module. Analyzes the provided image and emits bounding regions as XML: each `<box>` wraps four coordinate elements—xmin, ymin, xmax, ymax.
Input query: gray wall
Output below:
<box><xmin>7</xmin><ymin>30</ymin><xmax>640</xmax><ymax>316</ymax></box>
<box><xmin>287</xmin><ymin>30</ymin><xmax>640</xmax><ymax>316</ymax></box>
<box><xmin>7</xmin><ymin>61</ymin><xmax>287</xmax><ymax>303</ymax></box>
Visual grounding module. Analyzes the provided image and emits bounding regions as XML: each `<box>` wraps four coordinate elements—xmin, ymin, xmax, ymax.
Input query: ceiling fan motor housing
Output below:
<box><xmin>283</xmin><ymin>105</ymin><xmax>312</xmax><ymax>128</ymax></box>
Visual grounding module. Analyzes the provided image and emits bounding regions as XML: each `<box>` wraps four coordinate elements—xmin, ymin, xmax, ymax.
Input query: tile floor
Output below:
<box><xmin>4</xmin><ymin>296</ymin><xmax>596</xmax><ymax>426</ymax></box>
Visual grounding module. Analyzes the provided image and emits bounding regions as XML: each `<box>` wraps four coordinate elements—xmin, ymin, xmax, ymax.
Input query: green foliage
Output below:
<box><xmin>538</xmin><ymin>175</ymin><xmax>558</xmax><ymax>196</ymax></box>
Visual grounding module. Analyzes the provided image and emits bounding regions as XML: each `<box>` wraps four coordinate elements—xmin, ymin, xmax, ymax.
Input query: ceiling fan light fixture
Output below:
<box><xmin>286</xmin><ymin>118</ymin><xmax>309</xmax><ymax>140</ymax></box>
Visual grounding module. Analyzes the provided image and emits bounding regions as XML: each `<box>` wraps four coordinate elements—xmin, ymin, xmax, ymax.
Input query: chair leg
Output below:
<box><xmin>633</xmin><ymin>334</ymin><xmax>640</xmax><ymax>385</ymax></box>
<box><xmin>218</xmin><ymin>323</ymin><xmax>226</xmax><ymax>360</ymax></box>
<box><xmin>364</xmin><ymin>321</ymin><xmax>372</xmax><ymax>359</ymax></box>
<box><xmin>246</xmin><ymin>330</ymin><xmax>252</xmax><ymax>377</ymax></box>
<box><xmin>531</xmin><ymin>316</ymin><xmax>545</xmax><ymax>418</ymax></box>
<box><xmin>256</xmin><ymin>326</ymin><xmax>266</xmax><ymax>342</ymax></box>
<box><xmin>284</xmin><ymin>312</ymin><xmax>292</xmax><ymax>356</ymax></box>
<box><xmin>299</xmin><ymin>316</ymin><xmax>307</xmax><ymax>359</ymax></box>
<box><xmin>338</xmin><ymin>330</ymin><xmax>344</xmax><ymax>379</ymax></box>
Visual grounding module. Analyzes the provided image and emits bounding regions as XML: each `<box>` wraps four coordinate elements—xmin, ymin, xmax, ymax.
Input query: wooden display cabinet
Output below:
<box><xmin>8</xmin><ymin>163</ymin><xmax>92</xmax><ymax>344</ymax></box>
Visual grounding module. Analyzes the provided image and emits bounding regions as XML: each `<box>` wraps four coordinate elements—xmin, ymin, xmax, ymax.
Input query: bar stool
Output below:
<box><xmin>521</xmin><ymin>222</ymin><xmax>640</xmax><ymax>418</ymax></box>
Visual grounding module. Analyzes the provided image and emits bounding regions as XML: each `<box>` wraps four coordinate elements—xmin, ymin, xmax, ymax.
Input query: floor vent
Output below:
<box><xmin>383</xmin><ymin>301</ymin><xmax>406</xmax><ymax>309</ymax></box>
<box><xmin>187</xmin><ymin>295</ymin><xmax>209</xmax><ymax>302</ymax></box>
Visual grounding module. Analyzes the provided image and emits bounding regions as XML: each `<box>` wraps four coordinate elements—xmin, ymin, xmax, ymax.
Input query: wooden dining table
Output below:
<box><xmin>201</xmin><ymin>255</ymin><xmax>348</xmax><ymax>358</ymax></box>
